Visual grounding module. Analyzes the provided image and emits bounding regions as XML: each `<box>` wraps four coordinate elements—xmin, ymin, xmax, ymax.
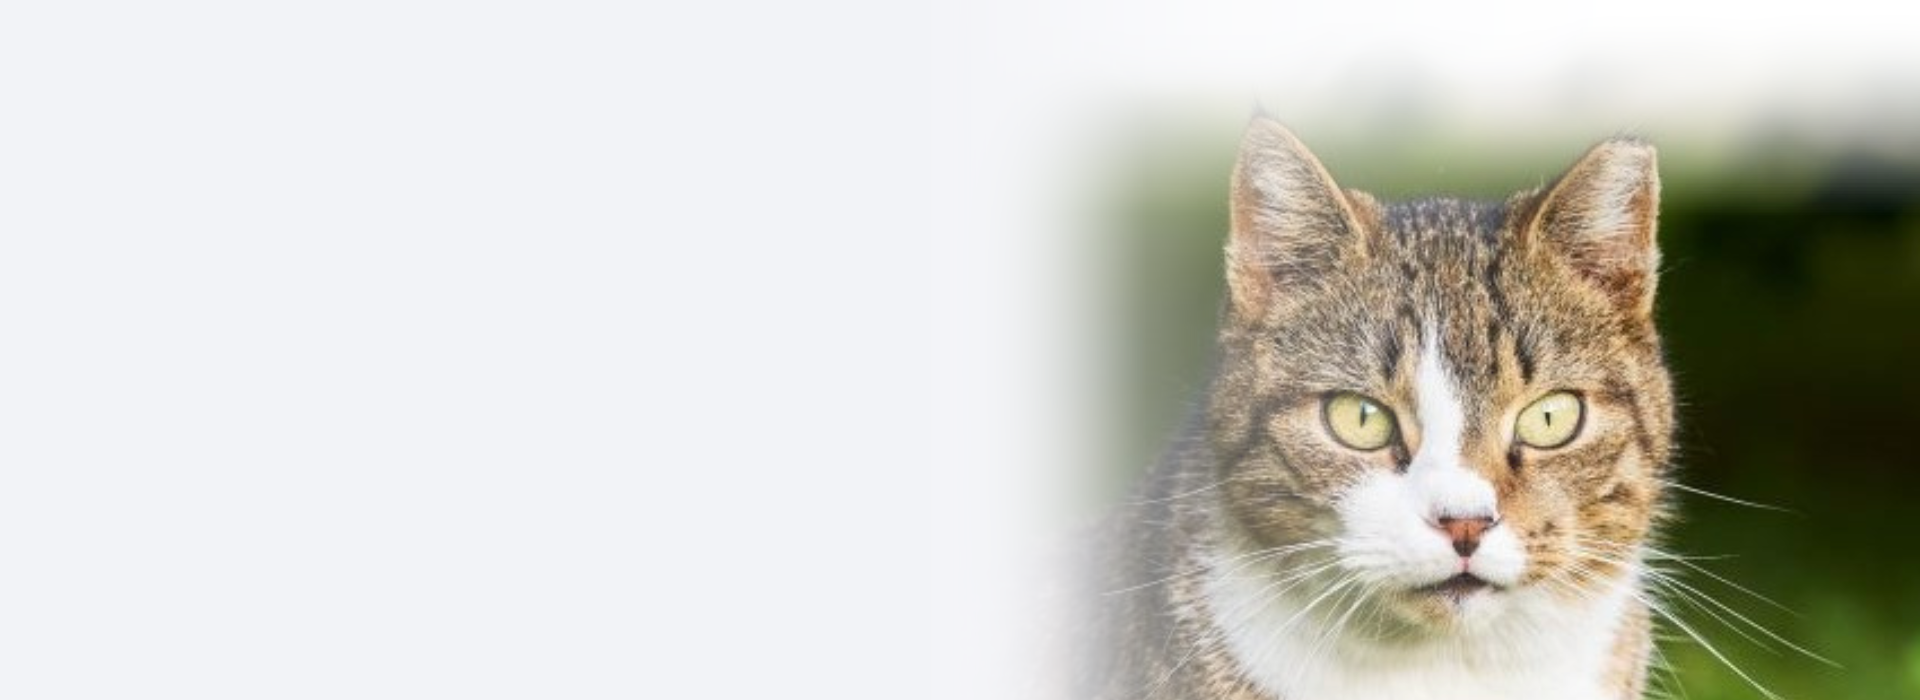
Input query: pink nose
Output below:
<box><xmin>1437</xmin><ymin>515</ymin><xmax>1495</xmax><ymax>557</ymax></box>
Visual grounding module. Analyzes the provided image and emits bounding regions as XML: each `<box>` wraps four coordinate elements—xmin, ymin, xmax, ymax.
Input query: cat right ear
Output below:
<box><xmin>1227</xmin><ymin>118</ymin><xmax>1374</xmax><ymax>323</ymax></box>
<box><xmin>1519</xmin><ymin>138</ymin><xmax>1662</xmax><ymax>318</ymax></box>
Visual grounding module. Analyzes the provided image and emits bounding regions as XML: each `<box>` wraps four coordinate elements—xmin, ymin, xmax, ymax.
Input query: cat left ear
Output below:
<box><xmin>1226</xmin><ymin>118</ymin><xmax>1374</xmax><ymax>323</ymax></box>
<box><xmin>1521</xmin><ymin>138</ymin><xmax>1662</xmax><ymax>317</ymax></box>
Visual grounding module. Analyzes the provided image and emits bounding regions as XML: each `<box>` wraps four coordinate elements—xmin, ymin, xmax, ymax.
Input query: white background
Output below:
<box><xmin>0</xmin><ymin>1</ymin><xmax>929</xmax><ymax>697</ymax></box>
<box><xmin>0</xmin><ymin>1</ymin><xmax>1914</xmax><ymax>698</ymax></box>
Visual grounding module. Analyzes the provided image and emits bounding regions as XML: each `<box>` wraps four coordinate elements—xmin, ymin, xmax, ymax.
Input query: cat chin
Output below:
<box><xmin>1373</xmin><ymin>579</ymin><xmax>1517</xmax><ymax>633</ymax></box>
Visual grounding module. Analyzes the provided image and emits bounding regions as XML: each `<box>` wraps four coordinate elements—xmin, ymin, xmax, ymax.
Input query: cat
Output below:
<box><xmin>1083</xmin><ymin>118</ymin><xmax>1674</xmax><ymax>700</ymax></box>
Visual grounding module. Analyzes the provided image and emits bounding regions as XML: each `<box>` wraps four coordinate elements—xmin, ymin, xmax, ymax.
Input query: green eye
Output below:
<box><xmin>1516</xmin><ymin>391</ymin><xmax>1584</xmax><ymax>449</ymax></box>
<box><xmin>1323</xmin><ymin>393</ymin><xmax>1396</xmax><ymax>451</ymax></box>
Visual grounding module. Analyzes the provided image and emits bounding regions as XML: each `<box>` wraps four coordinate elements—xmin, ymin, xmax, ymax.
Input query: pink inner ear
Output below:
<box><xmin>1225</xmin><ymin>120</ymin><xmax>1372</xmax><ymax>323</ymax></box>
<box><xmin>1526</xmin><ymin>140</ymin><xmax>1661</xmax><ymax>314</ymax></box>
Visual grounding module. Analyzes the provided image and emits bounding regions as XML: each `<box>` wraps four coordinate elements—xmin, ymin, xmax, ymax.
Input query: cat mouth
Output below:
<box><xmin>1414</xmin><ymin>573</ymin><xmax>1494</xmax><ymax>602</ymax></box>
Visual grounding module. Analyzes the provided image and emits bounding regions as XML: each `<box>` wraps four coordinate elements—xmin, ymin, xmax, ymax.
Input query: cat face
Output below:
<box><xmin>1209</xmin><ymin>120</ymin><xmax>1674</xmax><ymax>632</ymax></box>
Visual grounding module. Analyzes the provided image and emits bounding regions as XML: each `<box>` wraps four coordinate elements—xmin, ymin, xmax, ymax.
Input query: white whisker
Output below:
<box><xmin>1661</xmin><ymin>480</ymin><xmax>1796</xmax><ymax>514</ymax></box>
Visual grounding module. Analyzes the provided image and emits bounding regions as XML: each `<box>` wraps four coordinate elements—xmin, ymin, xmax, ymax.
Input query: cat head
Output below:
<box><xmin>1209</xmin><ymin>118</ymin><xmax>1674</xmax><ymax>631</ymax></box>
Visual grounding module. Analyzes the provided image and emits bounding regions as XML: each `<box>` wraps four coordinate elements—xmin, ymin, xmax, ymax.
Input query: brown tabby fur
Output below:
<box><xmin>1083</xmin><ymin>119</ymin><xmax>1674</xmax><ymax>700</ymax></box>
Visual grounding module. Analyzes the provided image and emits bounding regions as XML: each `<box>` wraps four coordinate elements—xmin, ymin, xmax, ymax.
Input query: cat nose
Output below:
<box><xmin>1436</xmin><ymin>515</ymin><xmax>1497</xmax><ymax>557</ymax></box>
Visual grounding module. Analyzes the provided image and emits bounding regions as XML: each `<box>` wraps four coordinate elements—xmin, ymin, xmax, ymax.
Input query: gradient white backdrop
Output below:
<box><xmin>0</xmin><ymin>1</ymin><xmax>928</xmax><ymax>697</ymax></box>
<box><xmin>1</xmin><ymin>1</ymin><xmax>1914</xmax><ymax>698</ymax></box>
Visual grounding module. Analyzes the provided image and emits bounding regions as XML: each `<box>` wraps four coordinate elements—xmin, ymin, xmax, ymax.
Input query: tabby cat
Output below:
<box><xmin>1087</xmin><ymin>119</ymin><xmax>1674</xmax><ymax>700</ymax></box>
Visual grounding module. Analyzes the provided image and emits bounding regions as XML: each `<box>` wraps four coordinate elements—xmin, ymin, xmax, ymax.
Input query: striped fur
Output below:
<box><xmin>1086</xmin><ymin>119</ymin><xmax>1673</xmax><ymax>700</ymax></box>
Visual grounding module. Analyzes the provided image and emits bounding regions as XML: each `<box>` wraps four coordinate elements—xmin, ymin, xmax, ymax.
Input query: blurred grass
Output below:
<box><xmin>1097</xmin><ymin>119</ymin><xmax>1920</xmax><ymax>700</ymax></box>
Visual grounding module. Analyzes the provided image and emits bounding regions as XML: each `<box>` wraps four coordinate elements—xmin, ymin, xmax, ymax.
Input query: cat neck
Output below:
<box><xmin>1200</xmin><ymin>526</ymin><xmax>1642</xmax><ymax>700</ymax></box>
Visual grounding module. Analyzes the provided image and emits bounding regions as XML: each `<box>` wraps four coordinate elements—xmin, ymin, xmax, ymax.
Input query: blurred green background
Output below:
<box><xmin>1095</xmin><ymin>117</ymin><xmax>1920</xmax><ymax>700</ymax></box>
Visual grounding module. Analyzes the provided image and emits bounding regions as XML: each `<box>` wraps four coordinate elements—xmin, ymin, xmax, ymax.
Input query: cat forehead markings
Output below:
<box><xmin>1383</xmin><ymin>198</ymin><xmax>1506</xmax><ymax>244</ymax></box>
<box><xmin>1375</xmin><ymin>200</ymin><xmax>1522</xmax><ymax>408</ymax></box>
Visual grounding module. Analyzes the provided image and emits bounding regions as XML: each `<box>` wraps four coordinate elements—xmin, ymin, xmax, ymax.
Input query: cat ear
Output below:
<box><xmin>1521</xmin><ymin>138</ymin><xmax>1662</xmax><ymax>317</ymax></box>
<box><xmin>1226</xmin><ymin>118</ymin><xmax>1374</xmax><ymax>323</ymax></box>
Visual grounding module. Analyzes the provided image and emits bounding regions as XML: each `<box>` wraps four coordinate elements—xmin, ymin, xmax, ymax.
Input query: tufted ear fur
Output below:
<box><xmin>1226</xmin><ymin>118</ymin><xmax>1375</xmax><ymax>324</ymax></box>
<box><xmin>1521</xmin><ymin>138</ymin><xmax>1662</xmax><ymax>318</ymax></box>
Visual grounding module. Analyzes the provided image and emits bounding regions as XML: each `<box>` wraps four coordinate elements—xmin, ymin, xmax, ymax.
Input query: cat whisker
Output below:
<box><xmin>1561</xmin><ymin>541</ymin><xmax>1820</xmax><ymax>698</ymax></box>
<box><xmin>1641</xmin><ymin>569</ymin><xmax>1838</xmax><ymax>668</ymax></box>
<box><xmin>1230</xmin><ymin>558</ymin><xmax>1348</xmax><ymax>614</ymax></box>
<box><xmin>1104</xmin><ymin>539</ymin><xmax>1337</xmax><ymax>595</ymax></box>
<box><xmin>1251</xmin><ymin>570</ymin><xmax>1366</xmax><ymax>682</ymax></box>
<box><xmin>1641</xmin><ymin>545</ymin><xmax>1799</xmax><ymax>618</ymax></box>
<box><xmin>1544</xmin><ymin>553</ymin><xmax>1640</xmax><ymax>606</ymax></box>
<box><xmin>1157</xmin><ymin>562</ymin><xmax>1356</xmax><ymax>696</ymax></box>
<box><xmin>1644</xmin><ymin>571</ymin><xmax>1786</xmax><ymax>657</ymax></box>
<box><xmin>1638</xmin><ymin>635</ymin><xmax>1691</xmax><ymax>700</ymax></box>
<box><xmin>1286</xmin><ymin>577</ymin><xmax>1373</xmax><ymax>691</ymax></box>
<box><xmin>1122</xmin><ymin>475</ymin><xmax>1235</xmax><ymax>506</ymax></box>
<box><xmin>1148</xmin><ymin>628</ymin><xmax>1228</xmax><ymax>697</ymax></box>
<box><xmin>1537</xmin><ymin>564</ymin><xmax>1601</xmax><ymax>602</ymax></box>
<box><xmin>1566</xmin><ymin>540</ymin><xmax>1820</xmax><ymax>659</ymax></box>
<box><xmin>1638</xmin><ymin>591</ymin><xmax>1787</xmax><ymax>700</ymax></box>
<box><xmin>1644</xmin><ymin>551</ymin><xmax>1739</xmax><ymax>563</ymax></box>
<box><xmin>1659</xmin><ymin>479</ymin><xmax>1798</xmax><ymax>515</ymax></box>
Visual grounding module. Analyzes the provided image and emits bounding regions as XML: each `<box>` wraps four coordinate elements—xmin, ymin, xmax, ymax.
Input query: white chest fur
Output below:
<box><xmin>1203</xmin><ymin>548</ymin><xmax>1638</xmax><ymax>700</ymax></box>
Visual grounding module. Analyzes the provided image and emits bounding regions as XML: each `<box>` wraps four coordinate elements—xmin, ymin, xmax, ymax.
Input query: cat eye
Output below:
<box><xmin>1323</xmin><ymin>393</ymin><xmax>1397</xmax><ymax>451</ymax></box>
<box><xmin>1515</xmin><ymin>391</ymin><xmax>1584</xmax><ymax>449</ymax></box>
